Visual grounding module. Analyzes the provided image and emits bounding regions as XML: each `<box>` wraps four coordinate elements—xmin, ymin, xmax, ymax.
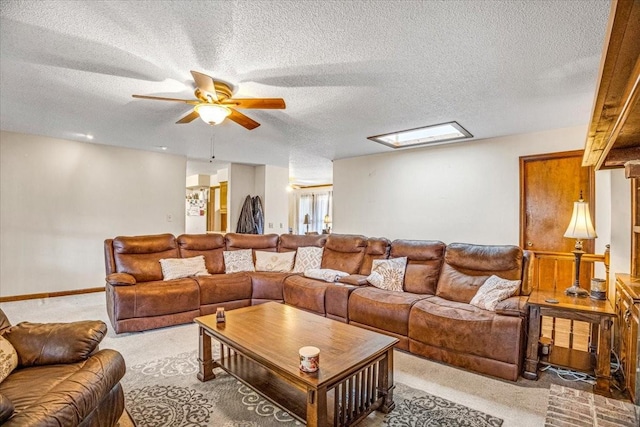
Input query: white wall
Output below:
<box><xmin>609</xmin><ymin>169</ymin><xmax>632</xmax><ymax>285</ymax></box>
<box><xmin>0</xmin><ymin>131</ymin><xmax>186</xmax><ymax>298</ymax></box>
<box><xmin>263</xmin><ymin>165</ymin><xmax>289</xmax><ymax>234</ymax></box>
<box><xmin>228</xmin><ymin>164</ymin><xmax>256</xmax><ymax>233</ymax></box>
<box><xmin>333</xmin><ymin>126</ymin><xmax>617</xmax><ymax>249</ymax></box>
<box><xmin>230</xmin><ymin>164</ymin><xmax>289</xmax><ymax>234</ymax></box>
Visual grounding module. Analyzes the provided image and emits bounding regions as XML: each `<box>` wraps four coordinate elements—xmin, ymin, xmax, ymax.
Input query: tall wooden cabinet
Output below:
<box><xmin>614</xmin><ymin>274</ymin><xmax>640</xmax><ymax>404</ymax></box>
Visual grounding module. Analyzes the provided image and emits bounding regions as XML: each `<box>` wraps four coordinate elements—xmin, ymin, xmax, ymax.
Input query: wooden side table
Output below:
<box><xmin>523</xmin><ymin>289</ymin><xmax>616</xmax><ymax>396</ymax></box>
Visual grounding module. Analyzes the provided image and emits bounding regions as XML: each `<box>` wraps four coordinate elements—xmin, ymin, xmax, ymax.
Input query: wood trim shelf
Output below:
<box><xmin>540</xmin><ymin>347</ymin><xmax>595</xmax><ymax>374</ymax></box>
<box><xmin>582</xmin><ymin>0</ymin><xmax>640</xmax><ymax>170</ymax></box>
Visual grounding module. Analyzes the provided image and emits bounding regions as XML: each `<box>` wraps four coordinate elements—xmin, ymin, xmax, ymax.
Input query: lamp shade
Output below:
<box><xmin>324</xmin><ymin>215</ymin><xmax>331</xmax><ymax>224</ymax></box>
<box><xmin>564</xmin><ymin>199</ymin><xmax>597</xmax><ymax>239</ymax></box>
<box><xmin>303</xmin><ymin>214</ymin><xmax>310</xmax><ymax>225</ymax></box>
<box><xmin>195</xmin><ymin>104</ymin><xmax>231</xmax><ymax>125</ymax></box>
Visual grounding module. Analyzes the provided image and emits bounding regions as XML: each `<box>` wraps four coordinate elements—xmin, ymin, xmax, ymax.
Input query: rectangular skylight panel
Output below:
<box><xmin>368</xmin><ymin>121</ymin><xmax>473</xmax><ymax>149</ymax></box>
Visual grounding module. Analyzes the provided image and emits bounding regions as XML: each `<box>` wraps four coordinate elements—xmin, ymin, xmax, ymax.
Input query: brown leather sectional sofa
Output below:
<box><xmin>104</xmin><ymin>232</ymin><xmax>532</xmax><ymax>381</ymax></box>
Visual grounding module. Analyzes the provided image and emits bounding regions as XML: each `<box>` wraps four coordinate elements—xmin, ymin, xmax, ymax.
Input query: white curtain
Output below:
<box><xmin>298</xmin><ymin>194</ymin><xmax>313</xmax><ymax>233</ymax></box>
<box><xmin>297</xmin><ymin>190</ymin><xmax>333</xmax><ymax>234</ymax></box>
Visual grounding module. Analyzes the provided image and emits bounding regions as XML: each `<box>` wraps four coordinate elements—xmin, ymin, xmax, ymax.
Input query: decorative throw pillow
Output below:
<box><xmin>223</xmin><ymin>249</ymin><xmax>255</xmax><ymax>273</ymax></box>
<box><xmin>159</xmin><ymin>256</ymin><xmax>210</xmax><ymax>280</ymax></box>
<box><xmin>255</xmin><ymin>251</ymin><xmax>295</xmax><ymax>272</ymax></box>
<box><xmin>0</xmin><ymin>335</ymin><xmax>18</xmax><ymax>383</ymax></box>
<box><xmin>366</xmin><ymin>257</ymin><xmax>407</xmax><ymax>292</ymax></box>
<box><xmin>292</xmin><ymin>247</ymin><xmax>324</xmax><ymax>273</ymax></box>
<box><xmin>469</xmin><ymin>275</ymin><xmax>521</xmax><ymax>311</ymax></box>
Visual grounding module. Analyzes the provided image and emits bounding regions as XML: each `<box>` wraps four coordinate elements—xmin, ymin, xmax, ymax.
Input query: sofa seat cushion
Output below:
<box><xmin>195</xmin><ymin>273</ymin><xmax>252</xmax><ymax>305</ymax></box>
<box><xmin>250</xmin><ymin>272</ymin><xmax>290</xmax><ymax>302</ymax></box>
<box><xmin>349</xmin><ymin>287</ymin><xmax>431</xmax><ymax>336</ymax></box>
<box><xmin>110</xmin><ymin>278</ymin><xmax>200</xmax><ymax>319</ymax></box>
<box><xmin>0</xmin><ymin>349</ymin><xmax>125</xmax><ymax>425</ymax></box>
<box><xmin>283</xmin><ymin>275</ymin><xmax>331</xmax><ymax>315</ymax></box>
<box><xmin>409</xmin><ymin>297</ymin><xmax>522</xmax><ymax>364</ymax></box>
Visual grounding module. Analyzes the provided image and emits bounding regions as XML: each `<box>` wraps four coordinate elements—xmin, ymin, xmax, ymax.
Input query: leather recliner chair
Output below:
<box><xmin>0</xmin><ymin>309</ymin><xmax>126</xmax><ymax>426</ymax></box>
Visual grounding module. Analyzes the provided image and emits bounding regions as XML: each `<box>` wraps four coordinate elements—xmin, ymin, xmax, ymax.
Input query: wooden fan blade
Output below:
<box><xmin>132</xmin><ymin>94</ymin><xmax>198</xmax><ymax>105</ymax></box>
<box><xmin>227</xmin><ymin>109</ymin><xmax>260</xmax><ymax>130</ymax></box>
<box><xmin>176</xmin><ymin>110</ymin><xmax>200</xmax><ymax>124</ymax></box>
<box><xmin>191</xmin><ymin>70</ymin><xmax>217</xmax><ymax>100</ymax></box>
<box><xmin>222</xmin><ymin>98</ymin><xmax>286</xmax><ymax>109</ymax></box>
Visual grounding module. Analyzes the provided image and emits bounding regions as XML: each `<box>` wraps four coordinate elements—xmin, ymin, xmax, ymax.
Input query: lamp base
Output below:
<box><xmin>565</xmin><ymin>285</ymin><xmax>589</xmax><ymax>297</ymax></box>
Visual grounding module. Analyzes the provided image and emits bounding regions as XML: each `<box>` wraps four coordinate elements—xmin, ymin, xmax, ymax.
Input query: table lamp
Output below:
<box><xmin>323</xmin><ymin>215</ymin><xmax>331</xmax><ymax>233</ymax></box>
<box><xmin>563</xmin><ymin>192</ymin><xmax>597</xmax><ymax>297</ymax></box>
<box><xmin>303</xmin><ymin>214</ymin><xmax>310</xmax><ymax>233</ymax></box>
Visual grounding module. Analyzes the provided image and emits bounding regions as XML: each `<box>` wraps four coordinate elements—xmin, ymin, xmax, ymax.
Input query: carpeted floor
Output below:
<box><xmin>1</xmin><ymin>292</ymin><xmax>636</xmax><ymax>426</ymax></box>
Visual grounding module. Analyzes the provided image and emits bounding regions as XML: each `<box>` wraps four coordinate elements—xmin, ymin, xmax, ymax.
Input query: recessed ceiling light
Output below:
<box><xmin>85</xmin><ymin>134</ymin><xmax>94</xmax><ymax>140</ymax></box>
<box><xmin>155</xmin><ymin>146</ymin><xmax>168</xmax><ymax>151</ymax></box>
<box><xmin>368</xmin><ymin>121</ymin><xmax>473</xmax><ymax>149</ymax></box>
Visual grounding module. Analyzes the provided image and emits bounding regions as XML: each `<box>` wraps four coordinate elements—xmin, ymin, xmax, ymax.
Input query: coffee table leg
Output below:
<box><xmin>306</xmin><ymin>387</ymin><xmax>327</xmax><ymax>427</ymax></box>
<box><xmin>197</xmin><ymin>326</ymin><xmax>216</xmax><ymax>382</ymax></box>
<box><xmin>379</xmin><ymin>348</ymin><xmax>395</xmax><ymax>413</ymax></box>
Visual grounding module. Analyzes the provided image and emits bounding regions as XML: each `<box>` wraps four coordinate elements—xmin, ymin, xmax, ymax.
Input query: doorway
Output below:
<box><xmin>520</xmin><ymin>150</ymin><xmax>595</xmax><ymax>351</ymax></box>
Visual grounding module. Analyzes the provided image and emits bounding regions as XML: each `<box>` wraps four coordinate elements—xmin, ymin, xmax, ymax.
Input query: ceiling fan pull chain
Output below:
<box><xmin>210</xmin><ymin>130</ymin><xmax>215</xmax><ymax>162</ymax></box>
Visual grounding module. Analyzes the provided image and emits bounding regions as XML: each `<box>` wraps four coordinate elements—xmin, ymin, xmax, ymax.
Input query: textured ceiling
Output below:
<box><xmin>0</xmin><ymin>0</ymin><xmax>610</xmax><ymax>185</ymax></box>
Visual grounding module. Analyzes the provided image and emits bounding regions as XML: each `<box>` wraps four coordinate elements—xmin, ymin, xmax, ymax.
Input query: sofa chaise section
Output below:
<box><xmin>409</xmin><ymin>243</ymin><xmax>527</xmax><ymax>381</ymax></box>
<box><xmin>105</xmin><ymin>234</ymin><xmax>200</xmax><ymax>333</ymax></box>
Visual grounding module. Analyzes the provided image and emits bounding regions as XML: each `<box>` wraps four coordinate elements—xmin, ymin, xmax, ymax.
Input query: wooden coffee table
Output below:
<box><xmin>195</xmin><ymin>302</ymin><xmax>399</xmax><ymax>427</ymax></box>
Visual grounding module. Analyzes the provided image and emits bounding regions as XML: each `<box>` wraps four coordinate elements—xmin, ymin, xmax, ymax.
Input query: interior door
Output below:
<box><xmin>520</xmin><ymin>150</ymin><xmax>595</xmax><ymax>287</ymax></box>
<box><xmin>521</xmin><ymin>150</ymin><xmax>595</xmax><ymax>351</ymax></box>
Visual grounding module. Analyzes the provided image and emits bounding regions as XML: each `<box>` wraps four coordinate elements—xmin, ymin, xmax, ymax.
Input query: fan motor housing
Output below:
<box><xmin>195</xmin><ymin>81</ymin><xmax>233</xmax><ymax>102</ymax></box>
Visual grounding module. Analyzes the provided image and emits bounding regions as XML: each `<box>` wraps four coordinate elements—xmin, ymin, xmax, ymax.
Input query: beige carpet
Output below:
<box><xmin>1</xmin><ymin>291</ymin><xmax>627</xmax><ymax>427</ymax></box>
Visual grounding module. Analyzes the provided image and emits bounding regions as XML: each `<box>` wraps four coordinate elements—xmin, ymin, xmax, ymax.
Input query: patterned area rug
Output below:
<box><xmin>122</xmin><ymin>350</ymin><xmax>503</xmax><ymax>427</ymax></box>
<box><xmin>545</xmin><ymin>384</ymin><xmax>640</xmax><ymax>427</ymax></box>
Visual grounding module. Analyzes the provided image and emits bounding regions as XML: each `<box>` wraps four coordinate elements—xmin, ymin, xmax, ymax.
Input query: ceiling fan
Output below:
<box><xmin>132</xmin><ymin>70</ymin><xmax>286</xmax><ymax>130</ymax></box>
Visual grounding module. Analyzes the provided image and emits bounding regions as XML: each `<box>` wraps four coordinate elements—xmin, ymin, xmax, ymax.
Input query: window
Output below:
<box><xmin>368</xmin><ymin>121</ymin><xmax>472</xmax><ymax>149</ymax></box>
<box><xmin>296</xmin><ymin>190</ymin><xmax>332</xmax><ymax>234</ymax></box>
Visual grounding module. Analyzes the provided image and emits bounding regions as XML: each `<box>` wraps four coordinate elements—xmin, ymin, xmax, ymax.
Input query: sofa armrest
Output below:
<box><xmin>337</xmin><ymin>274</ymin><xmax>369</xmax><ymax>286</ymax></box>
<box><xmin>106</xmin><ymin>272</ymin><xmax>136</xmax><ymax>286</ymax></box>
<box><xmin>4</xmin><ymin>320</ymin><xmax>107</xmax><ymax>367</ymax></box>
<box><xmin>494</xmin><ymin>296</ymin><xmax>529</xmax><ymax>317</ymax></box>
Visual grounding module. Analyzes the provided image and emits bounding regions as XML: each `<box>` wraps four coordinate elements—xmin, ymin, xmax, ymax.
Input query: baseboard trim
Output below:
<box><xmin>0</xmin><ymin>287</ymin><xmax>105</xmax><ymax>303</ymax></box>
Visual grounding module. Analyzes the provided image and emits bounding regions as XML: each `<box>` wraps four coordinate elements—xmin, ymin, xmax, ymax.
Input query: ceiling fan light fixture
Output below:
<box><xmin>195</xmin><ymin>103</ymin><xmax>231</xmax><ymax>125</ymax></box>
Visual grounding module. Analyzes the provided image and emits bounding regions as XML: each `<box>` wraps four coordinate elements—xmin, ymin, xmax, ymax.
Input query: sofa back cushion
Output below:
<box><xmin>112</xmin><ymin>234</ymin><xmax>179</xmax><ymax>282</ymax></box>
<box><xmin>390</xmin><ymin>240</ymin><xmax>446</xmax><ymax>294</ymax></box>
<box><xmin>225</xmin><ymin>233</ymin><xmax>279</xmax><ymax>253</ymax></box>
<box><xmin>278</xmin><ymin>234</ymin><xmax>327</xmax><ymax>252</ymax></box>
<box><xmin>321</xmin><ymin>234</ymin><xmax>367</xmax><ymax>274</ymax></box>
<box><xmin>177</xmin><ymin>234</ymin><xmax>226</xmax><ymax>274</ymax></box>
<box><xmin>359</xmin><ymin>237</ymin><xmax>391</xmax><ymax>275</ymax></box>
<box><xmin>436</xmin><ymin>243</ymin><xmax>523</xmax><ymax>303</ymax></box>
